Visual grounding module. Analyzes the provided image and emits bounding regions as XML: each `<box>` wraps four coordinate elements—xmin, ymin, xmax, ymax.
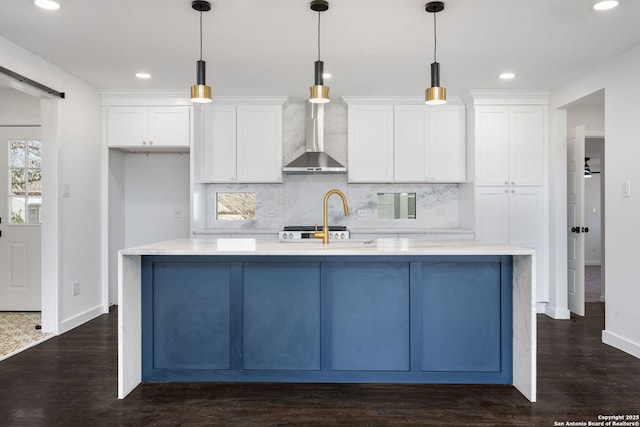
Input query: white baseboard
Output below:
<box><xmin>60</xmin><ymin>305</ymin><xmax>106</xmax><ymax>334</ymax></box>
<box><xmin>602</xmin><ymin>330</ymin><xmax>640</xmax><ymax>360</ymax></box>
<box><xmin>544</xmin><ymin>304</ymin><xmax>571</xmax><ymax>319</ymax></box>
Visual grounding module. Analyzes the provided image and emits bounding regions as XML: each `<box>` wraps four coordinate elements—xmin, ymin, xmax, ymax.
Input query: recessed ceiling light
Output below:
<box><xmin>499</xmin><ymin>72</ymin><xmax>516</xmax><ymax>80</ymax></box>
<box><xmin>135</xmin><ymin>72</ymin><xmax>151</xmax><ymax>79</ymax></box>
<box><xmin>593</xmin><ymin>0</ymin><xmax>619</xmax><ymax>11</ymax></box>
<box><xmin>34</xmin><ymin>0</ymin><xmax>60</xmax><ymax>10</ymax></box>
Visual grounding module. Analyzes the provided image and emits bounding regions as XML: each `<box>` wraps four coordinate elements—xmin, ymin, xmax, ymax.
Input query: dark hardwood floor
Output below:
<box><xmin>1</xmin><ymin>303</ymin><xmax>638</xmax><ymax>426</ymax></box>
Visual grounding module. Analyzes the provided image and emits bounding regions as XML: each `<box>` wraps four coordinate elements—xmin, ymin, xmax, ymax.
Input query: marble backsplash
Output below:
<box><xmin>204</xmin><ymin>101</ymin><xmax>460</xmax><ymax>231</ymax></box>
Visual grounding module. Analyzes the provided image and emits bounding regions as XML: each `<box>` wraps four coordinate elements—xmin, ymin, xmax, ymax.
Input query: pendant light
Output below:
<box><xmin>190</xmin><ymin>0</ymin><xmax>212</xmax><ymax>103</ymax></box>
<box><xmin>584</xmin><ymin>158</ymin><xmax>592</xmax><ymax>178</ymax></box>
<box><xmin>425</xmin><ymin>1</ymin><xmax>446</xmax><ymax>105</ymax></box>
<box><xmin>309</xmin><ymin>0</ymin><xmax>330</xmax><ymax>104</ymax></box>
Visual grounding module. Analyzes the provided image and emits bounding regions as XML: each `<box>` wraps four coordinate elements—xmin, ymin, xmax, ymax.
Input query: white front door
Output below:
<box><xmin>0</xmin><ymin>126</ymin><xmax>42</xmax><ymax>311</ymax></box>
<box><xmin>567</xmin><ymin>126</ymin><xmax>586</xmax><ymax>316</ymax></box>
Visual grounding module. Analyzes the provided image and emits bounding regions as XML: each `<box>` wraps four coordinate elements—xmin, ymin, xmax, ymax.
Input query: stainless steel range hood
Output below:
<box><xmin>283</xmin><ymin>103</ymin><xmax>346</xmax><ymax>173</ymax></box>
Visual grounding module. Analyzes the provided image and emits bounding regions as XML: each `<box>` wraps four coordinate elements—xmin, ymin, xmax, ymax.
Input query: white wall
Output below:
<box><xmin>1</xmin><ymin>36</ymin><xmax>103</xmax><ymax>334</ymax></box>
<box><xmin>551</xmin><ymin>42</ymin><xmax>640</xmax><ymax>359</ymax></box>
<box><xmin>124</xmin><ymin>152</ymin><xmax>190</xmax><ymax>248</ymax></box>
<box><xmin>0</xmin><ymin>88</ymin><xmax>40</xmax><ymax>125</ymax></box>
<box><xmin>108</xmin><ymin>149</ymin><xmax>125</xmax><ymax>306</ymax></box>
<box><xmin>567</xmin><ymin>105</ymin><xmax>604</xmax><ymax>134</ymax></box>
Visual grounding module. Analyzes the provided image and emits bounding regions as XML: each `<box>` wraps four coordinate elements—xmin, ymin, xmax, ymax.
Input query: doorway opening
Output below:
<box><xmin>566</xmin><ymin>89</ymin><xmax>605</xmax><ymax>317</ymax></box>
<box><xmin>584</xmin><ymin>138</ymin><xmax>604</xmax><ymax>304</ymax></box>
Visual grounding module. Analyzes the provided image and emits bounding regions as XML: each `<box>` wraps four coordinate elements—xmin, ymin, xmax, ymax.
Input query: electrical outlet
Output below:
<box><xmin>174</xmin><ymin>207</ymin><xmax>183</xmax><ymax>219</ymax></box>
<box><xmin>72</xmin><ymin>281</ymin><xmax>80</xmax><ymax>296</ymax></box>
<box><xmin>435</xmin><ymin>208</ymin><xmax>446</xmax><ymax>217</ymax></box>
<box><xmin>357</xmin><ymin>209</ymin><xmax>368</xmax><ymax>217</ymax></box>
<box><xmin>264</xmin><ymin>209</ymin><xmax>276</xmax><ymax>217</ymax></box>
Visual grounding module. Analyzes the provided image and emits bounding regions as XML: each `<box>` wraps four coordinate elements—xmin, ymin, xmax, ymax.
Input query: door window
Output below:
<box><xmin>8</xmin><ymin>139</ymin><xmax>42</xmax><ymax>224</ymax></box>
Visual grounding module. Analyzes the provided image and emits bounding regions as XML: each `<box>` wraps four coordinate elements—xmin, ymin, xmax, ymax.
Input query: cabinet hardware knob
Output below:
<box><xmin>511</xmin><ymin>181</ymin><xmax>515</xmax><ymax>185</ymax></box>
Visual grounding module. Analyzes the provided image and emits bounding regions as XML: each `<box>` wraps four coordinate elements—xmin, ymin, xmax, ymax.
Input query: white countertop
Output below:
<box><xmin>120</xmin><ymin>237</ymin><xmax>534</xmax><ymax>257</ymax></box>
<box><xmin>192</xmin><ymin>228</ymin><xmax>474</xmax><ymax>236</ymax></box>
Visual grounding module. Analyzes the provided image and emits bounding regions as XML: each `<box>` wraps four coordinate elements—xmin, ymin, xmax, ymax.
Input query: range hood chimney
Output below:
<box><xmin>283</xmin><ymin>103</ymin><xmax>346</xmax><ymax>173</ymax></box>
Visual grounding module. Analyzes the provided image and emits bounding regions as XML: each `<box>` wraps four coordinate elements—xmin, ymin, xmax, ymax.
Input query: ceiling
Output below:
<box><xmin>1</xmin><ymin>0</ymin><xmax>640</xmax><ymax>102</ymax></box>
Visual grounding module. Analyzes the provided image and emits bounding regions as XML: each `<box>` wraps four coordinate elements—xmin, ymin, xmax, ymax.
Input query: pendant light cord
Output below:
<box><xmin>317</xmin><ymin>11</ymin><xmax>321</xmax><ymax>61</ymax></box>
<box><xmin>199</xmin><ymin>11</ymin><xmax>203</xmax><ymax>61</ymax></box>
<box><xmin>433</xmin><ymin>12</ymin><xmax>437</xmax><ymax>63</ymax></box>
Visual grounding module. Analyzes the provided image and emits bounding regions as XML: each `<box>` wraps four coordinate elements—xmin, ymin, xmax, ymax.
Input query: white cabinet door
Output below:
<box><xmin>428</xmin><ymin>104</ymin><xmax>466</xmax><ymax>182</ymax></box>
<box><xmin>106</xmin><ymin>107</ymin><xmax>148</xmax><ymax>147</ymax></box>
<box><xmin>236</xmin><ymin>105</ymin><xmax>283</xmax><ymax>183</ymax></box>
<box><xmin>148</xmin><ymin>107</ymin><xmax>191</xmax><ymax>147</ymax></box>
<box><xmin>509</xmin><ymin>186</ymin><xmax>544</xmax><ymax>251</ymax></box>
<box><xmin>475</xmin><ymin>187</ymin><xmax>510</xmax><ymax>244</ymax></box>
<box><xmin>510</xmin><ymin>106</ymin><xmax>545</xmax><ymax>186</ymax></box>
<box><xmin>202</xmin><ymin>105</ymin><xmax>237</xmax><ymax>182</ymax></box>
<box><xmin>106</xmin><ymin>106</ymin><xmax>190</xmax><ymax>148</ymax></box>
<box><xmin>474</xmin><ymin>106</ymin><xmax>510</xmax><ymax>186</ymax></box>
<box><xmin>348</xmin><ymin>105</ymin><xmax>394</xmax><ymax>182</ymax></box>
<box><xmin>200</xmin><ymin>104</ymin><xmax>283</xmax><ymax>184</ymax></box>
<box><xmin>394</xmin><ymin>105</ymin><xmax>426</xmax><ymax>182</ymax></box>
<box><xmin>475</xmin><ymin>185</ymin><xmax>547</xmax><ymax>302</ymax></box>
<box><xmin>474</xmin><ymin>105</ymin><xmax>544</xmax><ymax>186</ymax></box>
<box><xmin>392</xmin><ymin>104</ymin><xmax>466</xmax><ymax>183</ymax></box>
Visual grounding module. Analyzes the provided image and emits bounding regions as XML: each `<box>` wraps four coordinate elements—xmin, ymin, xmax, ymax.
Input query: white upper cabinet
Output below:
<box><xmin>344</xmin><ymin>97</ymin><xmax>465</xmax><ymax>184</ymax></box>
<box><xmin>347</xmin><ymin>105</ymin><xmax>394</xmax><ymax>183</ymax></box>
<box><xmin>393</xmin><ymin>106</ymin><xmax>426</xmax><ymax>182</ymax></box>
<box><xmin>236</xmin><ymin>105</ymin><xmax>283</xmax><ymax>183</ymax></box>
<box><xmin>474</xmin><ymin>105</ymin><xmax>545</xmax><ymax>186</ymax></box>
<box><xmin>106</xmin><ymin>106</ymin><xmax>190</xmax><ymax>148</ymax></box>
<box><xmin>394</xmin><ymin>104</ymin><xmax>465</xmax><ymax>182</ymax></box>
<box><xmin>202</xmin><ymin>105</ymin><xmax>237</xmax><ymax>182</ymax></box>
<box><xmin>200</xmin><ymin>102</ymin><xmax>284</xmax><ymax>183</ymax></box>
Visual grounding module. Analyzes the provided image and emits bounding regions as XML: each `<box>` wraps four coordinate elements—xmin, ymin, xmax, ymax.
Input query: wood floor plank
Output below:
<box><xmin>0</xmin><ymin>303</ymin><xmax>638</xmax><ymax>425</ymax></box>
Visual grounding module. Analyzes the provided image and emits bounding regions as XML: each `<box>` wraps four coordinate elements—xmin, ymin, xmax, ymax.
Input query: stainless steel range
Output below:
<box><xmin>279</xmin><ymin>226</ymin><xmax>350</xmax><ymax>241</ymax></box>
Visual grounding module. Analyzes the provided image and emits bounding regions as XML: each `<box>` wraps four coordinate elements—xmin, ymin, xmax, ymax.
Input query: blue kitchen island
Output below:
<box><xmin>118</xmin><ymin>238</ymin><xmax>536</xmax><ymax>401</ymax></box>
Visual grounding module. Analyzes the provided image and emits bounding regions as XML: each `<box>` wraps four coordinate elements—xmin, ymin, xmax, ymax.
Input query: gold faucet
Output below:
<box><xmin>315</xmin><ymin>189</ymin><xmax>349</xmax><ymax>244</ymax></box>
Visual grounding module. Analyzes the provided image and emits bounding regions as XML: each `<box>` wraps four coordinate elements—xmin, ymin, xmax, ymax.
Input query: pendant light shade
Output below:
<box><xmin>190</xmin><ymin>0</ymin><xmax>212</xmax><ymax>103</ymax></box>
<box><xmin>309</xmin><ymin>0</ymin><xmax>330</xmax><ymax>104</ymax></box>
<box><xmin>425</xmin><ymin>1</ymin><xmax>446</xmax><ymax>105</ymax></box>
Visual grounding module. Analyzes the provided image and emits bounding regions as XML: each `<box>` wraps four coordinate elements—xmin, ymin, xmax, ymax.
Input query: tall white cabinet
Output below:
<box><xmin>465</xmin><ymin>91</ymin><xmax>549</xmax><ymax>308</ymax></box>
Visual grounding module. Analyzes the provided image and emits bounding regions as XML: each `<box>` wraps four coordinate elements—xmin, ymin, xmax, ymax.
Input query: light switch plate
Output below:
<box><xmin>622</xmin><ymin>181</ymin><xmax>631</xmax><ymax>197</ymax></box>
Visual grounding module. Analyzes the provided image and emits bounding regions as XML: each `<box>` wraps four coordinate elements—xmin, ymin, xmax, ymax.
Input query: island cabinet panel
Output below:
<box><xmin>417</xmin><ymin>262</ymin><xmax>502</xmax><ymax>372</ymax></box>
<box><xmin>322</xmin><ymin>262</ymin><xmax>410</xmax><ymax>371</ymax></box>
<box><xmin>144</xmin><ymin>261</ymin><xmax>232</xmax><ymax>374</ymax></box>
<box><xmin>141</xmin><ymin>255</ymin><xmax>512</xmax><ymax>384</ymax></box>
<box><xmin>242</xmin><ymin>262</ymin><xmax>321</xmax><ymax>370</ymax></box>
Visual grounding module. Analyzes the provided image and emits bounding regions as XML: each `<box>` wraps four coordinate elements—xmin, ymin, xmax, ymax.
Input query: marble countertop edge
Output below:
<box><xmin>119</xmin><ymin>238</ymin><xmax>534</xmax><ymax>257</ymax></box>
